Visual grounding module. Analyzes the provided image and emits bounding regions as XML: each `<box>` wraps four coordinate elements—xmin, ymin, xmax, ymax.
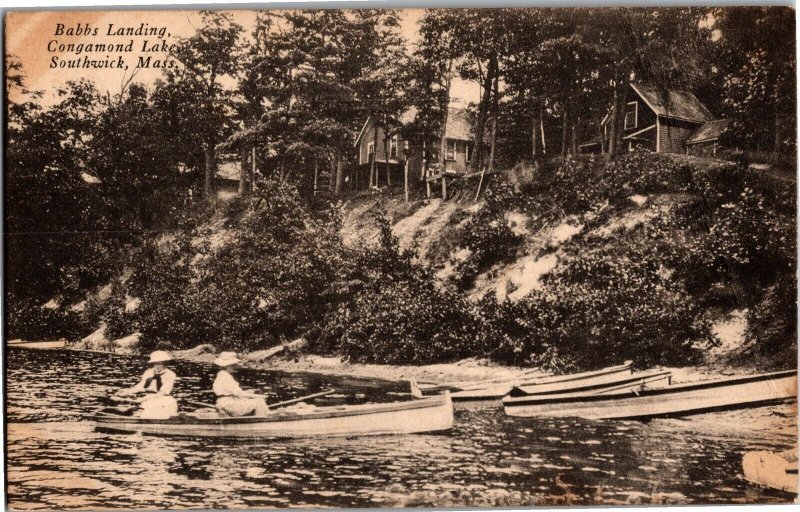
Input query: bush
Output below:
<box><xmin>445</xmin><ymin>179</ymin><xmax>529</xmax><ymax>288</ymax></box>
<box><xmin>745</xmin><ymin>278</ymin><xmax>797</xmax><ymax>356</ymax></box>
<box><xmin>6</xmin><ymin>297</ymin><xmax>88</xmax><ymax>341</ymax></box>
<box><xmin>320</xmin><ymin>219</ymin><xmax>480</xmax><ymax>363</ymax></box>
<box><xmin>477</xmin><ymin>249</ymin><xmax>711</xmax><ymax>369</ymax></box>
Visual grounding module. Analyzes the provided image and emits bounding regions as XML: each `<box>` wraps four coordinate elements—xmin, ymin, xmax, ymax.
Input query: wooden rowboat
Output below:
<box><xmin>743</xmin><ymin>449</ymin><xmax>798</xmax><ymax>494</ymax></box>
<box><xmin>95</xmin><ymin>392</ymin><xmax>453</xmax><ymax>438</ymax></box>
<box><xmin>507</xmin><ymin>370</ymin><xmax>673</xmax><ymax>397</ymax></box>
<box><xmin>7</xmin><ymin>339</ymin><xmax>67</xmax><ymax>350</ymax></box>
<box><xmin>449</xmin><ymin>361</ymin><xmax>635</xmax><ymax>402</ymax></box>
<box><xmin>502</xmin><ymin>369</ymin><xmax>797</xmax><ymax>420</ymax></box>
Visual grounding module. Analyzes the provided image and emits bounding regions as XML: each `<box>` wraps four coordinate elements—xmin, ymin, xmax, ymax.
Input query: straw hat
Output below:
<box><xmin>214</xmin><ymin>351</ymin><xmax>241</xmax><ymax>367</ymax></box>
<box><xmin>148</xmin><ymin>350</ymin><xmax>173</xmax><ymax>364</ymax></box>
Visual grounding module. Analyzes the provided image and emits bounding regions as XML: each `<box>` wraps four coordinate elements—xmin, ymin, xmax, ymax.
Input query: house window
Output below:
<box><xmin>624</xmin><ymin>101</ymin><xmax>638</xmax><ymax>130</ymax></box>
<box><xmin>446</xmin><ymin>140</ymin><xmax>456</xmax><ymax>161</ymax></box>
<box><xmin>389</xmin><ymin>135</ymin><xmax>398</xmax><ymax>159</ymax></box>
<box><xmin>367</xmin><ymin>142</ymin><xmax>375</xmax><ymax>162</ymax></box>
<box><xmin>465</xmin><ymin>143</ymin><xmax>474</xmax><ymax>162</ymax></box>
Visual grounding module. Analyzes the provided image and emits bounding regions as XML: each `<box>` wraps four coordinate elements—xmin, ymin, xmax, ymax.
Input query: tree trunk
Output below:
<box><xmin>382</xmin><ymin>130</ymin><xmax>390</xmax><ymax>186</ymax></box>
<box><xmin>238</xmin><ymin>147</ymin><xmax>250</xmax><ymax>197</ymax></box>
<box><xmin>598</xmin><ymin>118</ymin><xmax>606</xmax><ymax>155</ymax></box>
<box><xmin>608</xmin><ymin>68</ymin><xmax>630</xmax><ymax>158</ymax></box>
<box><xmin>440</xmin><ymin>62</ymin><xmax>453</xmax><ymax>174</ymax></box>
<box><xmin>313</xmin><ymin>157</ymin><xmax>319</xmax><ymax>195</ymax></box>
<box><xmin>370</xmin><ymin>124</ymin><xmax>378</xmax><ymax>188</ymax></box>
<box><xmin>540</xmin><ymin>109</ymin><xmax>547</xmax><ymax>155</ymax></box>
<box><xmin>473</xmin><ymin>54</ymin><xmax>497</xmax><ymax>171</ymax></box>
<box><xmin>334</xmin><ymin>157</ymin><xmax>344</xmax><ymax>195</ymax></box>
<box><xmin>404</xmin><ymin>158</ymin><xmax>409</xmax><ymax>203</ymax></box>
<box><xmin>531</xmin><ymin>117</ymin><xmax>538</xmax><ymax>162</ymax></box>
<box><xmin>204</xmin><ymin>145</ymin><xmax>216</xmax><ymax>201</ymax></box>
<box><xmin>571</xmin><ymin>116</ymin><xmax>579</xmax><ymax>155</ymax></box>
<box><xmin>488</xmin><ymin>72</ymin><xmax>499</xmax><ymax>171</ymax></box>
<box><xmin>773</xmin><ymin>80</ymin><xmax>783</xmax><ymax>157</ymax></box>
<box><xmin>561</xmin><ymin>104</ymin><xmax>569</xmax><ymax>158</ymax></box>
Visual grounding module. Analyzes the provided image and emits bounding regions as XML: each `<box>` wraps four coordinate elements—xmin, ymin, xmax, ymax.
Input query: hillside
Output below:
<box><xmin>335</xmin><ymin>152</ymin><xmax>796</xmax><ymax>369</ymax></box>
<box><xmin>14</xmin><ymin>152</ymin><xmax>796</xmax><ymax>372</ymax></box>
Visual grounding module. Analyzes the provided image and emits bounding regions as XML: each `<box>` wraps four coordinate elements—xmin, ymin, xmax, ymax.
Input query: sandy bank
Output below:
<box><xmin>169</xmin><ymin>344</ymin><xmax>550</xmax><ymax>385</ymax></box>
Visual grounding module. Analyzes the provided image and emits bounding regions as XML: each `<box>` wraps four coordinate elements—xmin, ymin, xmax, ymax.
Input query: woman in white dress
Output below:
<box><xmin>116</xmin><ymin>350</ymin><xmax>179</xmax><ymax>419</ymax></box>
<box><xmin>212</xmin><ymin>352</ymin><xmax>269</xmax><ymax>416</ymax></box>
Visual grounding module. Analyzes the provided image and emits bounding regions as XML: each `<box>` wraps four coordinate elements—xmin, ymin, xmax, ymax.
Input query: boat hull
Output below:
<box><xmin>742</xmin><ymin>449</ymin><xmax>798</xmax><ymax>494</ymax></box>
<box><xmin>95</xmin><ymin>393</ymin><xmax>454</xmax><ymax>438</ymax></box>
<box><xmin>503</xmin><ymin>370</ymin><xmax>797</xmax><ymax>420</ymax></box>
<box><xmin>451</xmin><ymin>362</ymin><xmax>635</xmax><ymax>402</ymax></box>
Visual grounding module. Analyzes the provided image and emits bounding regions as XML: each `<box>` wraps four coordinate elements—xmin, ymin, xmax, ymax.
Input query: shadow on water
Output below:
<box><xmin>6</xmin><ymin>348</ymin><xmax>797</xmax><ymax>509</ymax></box>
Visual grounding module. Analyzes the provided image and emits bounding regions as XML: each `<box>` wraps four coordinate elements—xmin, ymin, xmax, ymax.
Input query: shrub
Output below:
<box><xmin>477</xmin><ymin>249</ymin><xmax>711</xmax><ymax>369</ymax></box>
<box><xmin>6</xmin><ymin>297</ymin><xmax>88</xmax><ymax>341</ymax></box>
<box><xmin>321</xmin><ymin>219</ymin><xmax>480</xmax><ymax>363</ymax></box>
<box><xmin>745</xmin><ymin>278</ymin><xmax>797</xmax><ymax>355</ymax></box>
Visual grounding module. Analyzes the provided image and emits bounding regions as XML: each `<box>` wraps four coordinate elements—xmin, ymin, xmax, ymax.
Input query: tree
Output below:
<box><xmin>579</xmin><ymin>7</ymin><xmax>711</xmax><ymax>157</ymax></box>
<box><xmin>172</xmin><ymin>11</ymin><xmax>243</xmax><ymax>200</ymax></box>
<box><xmin>714</xmin><ymin>6</ymin><xmax>796</xmax><ymax>156</ymax></box>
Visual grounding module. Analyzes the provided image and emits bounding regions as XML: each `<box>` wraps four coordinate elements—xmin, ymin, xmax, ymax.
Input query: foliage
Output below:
<box><xmin>443</xmin><ymin>179</ymin><xmax>530</xmax><ymax>289</ymax></box>
<box><xmin>715</xmin><ymin>7</ymin><xmax>796</xmax><ymax>155</ymax></box>
<box><xmin>6</xmin><ymin>299</ymin><xmax>89</xmax><ymax>342</ymax></box>
<box><xmin>324</xmin><ymin>220</ymin><xmax>480</xmax><ymax>363</ymax></box>
<box><xmin>478</xmin><ymin>249</ymin><xmax>710</xmax><ymax>369</ymax></box>
<box><xmin>745</xmin><ymin>278</ymin><xmax>797</xmax><ymax>356</ymax></box>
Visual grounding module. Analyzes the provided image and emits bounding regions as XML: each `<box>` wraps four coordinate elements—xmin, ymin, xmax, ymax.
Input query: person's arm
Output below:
<box><xmin>117</xmin><ymin>370</ymin><xmax>150</xmax><ymax>396</ymax></box>
<box><xmin>216</xmin><ymin>372</ymin><xmax>260</xmax><ymax>398</ymax></box>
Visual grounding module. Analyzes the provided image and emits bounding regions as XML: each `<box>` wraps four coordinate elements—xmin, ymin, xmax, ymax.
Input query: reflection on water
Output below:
<box><xmin>6</xmin><ymin>349</ymin><xmax>797</xmax><ymax>509</ymax></box>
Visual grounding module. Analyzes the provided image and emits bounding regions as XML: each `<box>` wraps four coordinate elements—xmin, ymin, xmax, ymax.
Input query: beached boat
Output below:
<box><xmin>506</xmin><ymin>370</ymin><xmax>672</xmax><ymax>397</ymax></box>
<box><xmin>742</xmin><ymin>449</ymin><xmax>798</xmax><ymax>494</ymax></box>
<box><xmin>502</xmin><ymin>369</ymin><xmax>797</xmax><ymax>420</ymax></box>
<box><xmin>7</xmin><ymin>339</ymin><xmax>68</xmax><ymax>350</ymax></box>
<box><xmin>94</xmin><ymin>392</ymin><xmax>453</xmax><ymax>438</ymax></box>
<box><xmin>448</xmin><ymin>361</ymin><xmax>635</xmax><ymax>402</ymax></box>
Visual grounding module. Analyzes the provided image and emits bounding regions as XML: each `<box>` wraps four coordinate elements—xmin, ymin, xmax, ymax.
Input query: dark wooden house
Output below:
<box><xmin>580</xmin><ymin>83</ymin><xmax>725</xmax><ymax>156</ymax></box>
<box><xmin>349</xmin><ymin>107</ymin><xmax>475</xmax><ymax>190</ymax></box>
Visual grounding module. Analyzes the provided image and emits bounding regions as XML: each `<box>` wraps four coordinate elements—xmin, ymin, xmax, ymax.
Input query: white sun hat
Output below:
<box><xmin>214</xmin><ymin>351</ymin><xmax>242</xmax><ymax>367</ymax></box>
<box><xmin>148</xmin><ymin>350</ymin><xmax>173</xmax><ymax>364</ymax></box>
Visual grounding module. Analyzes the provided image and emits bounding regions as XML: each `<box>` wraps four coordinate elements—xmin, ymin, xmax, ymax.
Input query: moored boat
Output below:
<box><xmin>742</xmin><ymin>449</ymin><xmax>798</xmax><ymax>494</ymax></box>
<box><xmin>449</xmin><ymin>361</ymin><xmax>635</xmax><ymax>402</ymax></box>
<box><xmin>95</xmin><ymin>392</ymin><xmax>453</xmax><ymax>438</ymax></box>
<box><xmin>502</xmin><ymin>369</ymin><xmax>797</xmax><ymax>420</ymax></box>
<box><xmin>507</xmin><ymin>369</ymin><xmax>673</xmax><ymax>397</ymax></box>
<box><xmin>7</xmin><ymin>339</ymin><xmax>68</xmax><ymax>350</ymax></box>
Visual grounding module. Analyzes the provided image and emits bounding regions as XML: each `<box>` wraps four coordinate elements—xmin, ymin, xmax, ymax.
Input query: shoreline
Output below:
<box><xmin>32</xmin><ymin>341</ymin><xmax>753</xmax><ymax>387</ymax></box>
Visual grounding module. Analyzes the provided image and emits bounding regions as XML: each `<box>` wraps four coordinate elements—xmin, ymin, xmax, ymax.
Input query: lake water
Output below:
<box><xmin>6</xmin><ymin>348</ymin><xmax>797</xmax><ymax>509</ymax></box>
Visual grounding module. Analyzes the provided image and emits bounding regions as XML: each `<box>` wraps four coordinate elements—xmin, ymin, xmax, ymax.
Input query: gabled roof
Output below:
<box><xmin>355</xmin><ymin>107</ymin><xmax>473</xmax><ymax>147</ymax></box>
<box><xmin>687</xmin><ymin>119</ymin><xmax>731</xmax><ymax>144</ymax></box>
<box><xmin>631</xmin><ymin>83</ymin><xmax>715</xmax><ymax>124</ymax></box>
<box><xmin>443</xmin><ymin>108</ymin><xmax>472</xmax><ymax>141</ymax></box>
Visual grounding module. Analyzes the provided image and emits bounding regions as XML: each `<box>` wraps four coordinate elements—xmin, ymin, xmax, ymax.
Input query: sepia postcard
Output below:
<box><xmin>4</xmin><ymin>3</ymin><xmax>798</xmax><ymax>510</ymax></box>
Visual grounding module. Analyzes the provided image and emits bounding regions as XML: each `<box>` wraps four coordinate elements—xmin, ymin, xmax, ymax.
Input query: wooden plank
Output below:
<box><xmin>425</xmin><ymin>172</ymin><xmax>444</xmax><ymax>183</ymax></box>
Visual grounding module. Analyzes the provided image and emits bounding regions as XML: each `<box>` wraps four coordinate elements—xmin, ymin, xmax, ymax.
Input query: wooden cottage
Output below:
<box><xmin>350</xmin><ymin>107</ymin><xmax>475</xmax><ymax>190</ymax></box>
<box><xmin>580</xmin><ymin>83</ymin><xmax>726</xmax><ymax>156</ymax></box>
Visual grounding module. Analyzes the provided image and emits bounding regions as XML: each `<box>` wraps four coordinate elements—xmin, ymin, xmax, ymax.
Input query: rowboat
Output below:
<box><xmin>94</xmin><ymin>392</ymin><xmax>453</xmax><ymax>438</ymax></box>
<box><xmin>448</xmin><ymin>361</ymin><xmax>635</xmax><ymax>402</ymax></box>
<box><xmin>506</xmin><ymin>370</ymin><xmax>672</xmax><ymax>397</ymax></box>
<box><xmin>743</xmin><ymin>449</ymin><xmax>798</xmax><ymax>494</ymax></box>
<box><xmin>502</xmin><ymin>369</ymin><xmax>797</xmax><ymax>420</ymax></box>
<box><xmin>7</xmin><ymin>339</ymin><xmax>68</xmax><ymax>350</ymax></box>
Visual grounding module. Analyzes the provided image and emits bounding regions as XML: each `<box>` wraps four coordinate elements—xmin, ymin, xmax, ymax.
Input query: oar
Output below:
<box><xmin>186</xmin><ymin>400</ymin><xmax>216</xmax><ymax>409</ymax></box>
<box><xmin>185</xmin><ymin>390</ymin><xmax>337</xmax><ymax>411</ymax></box>
<box><xmin>268</xmin><ymin>390</ymin><xmax>337</xmax><ymax>410</ymax></box>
